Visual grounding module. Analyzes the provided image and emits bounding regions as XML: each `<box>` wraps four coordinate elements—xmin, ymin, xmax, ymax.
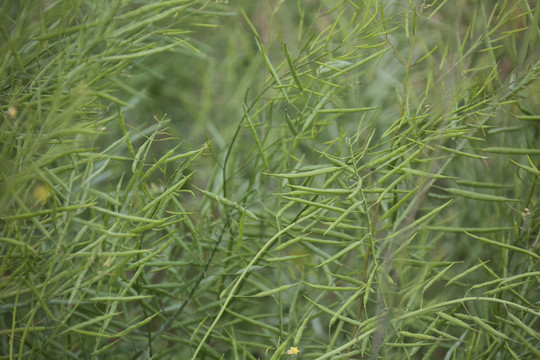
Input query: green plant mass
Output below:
<box><xmin>1</xmin><ymin>0</ymin><xmax>539</xmax><ymax>359</ymax></box>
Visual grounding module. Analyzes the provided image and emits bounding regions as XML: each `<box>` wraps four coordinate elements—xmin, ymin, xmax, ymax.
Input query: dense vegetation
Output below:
<box><xmin>1</xmin><ymin>0</ymin><xmax>539</xmax><ymax>359</ymax></box>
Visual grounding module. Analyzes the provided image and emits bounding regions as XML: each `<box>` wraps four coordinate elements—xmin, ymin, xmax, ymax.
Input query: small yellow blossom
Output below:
<box><xmin>286</xmin><ymin>346</ymin><xmax>300</xmax><ymax>355</ymax></box>
<box><xmin>33</xmin><ymin>184</ymin><xmax>51</xmax><ymax>203</ymax></box>
<box><xmin>8</xmin><ymin>106</ymin><xmax>18</xmax><ymax>118</ymax></box>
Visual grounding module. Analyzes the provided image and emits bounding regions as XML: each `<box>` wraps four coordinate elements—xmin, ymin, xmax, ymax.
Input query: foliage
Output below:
<box><xmin>1</xmin><ymin>0</ymin><xmax>539</xmax><ymax>359</ymax></box>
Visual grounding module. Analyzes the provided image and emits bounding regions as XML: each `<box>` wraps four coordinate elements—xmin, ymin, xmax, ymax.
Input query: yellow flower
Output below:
<box><xmin>286</xmin><ymin>346</ymin><xmax>300</xmax><ymax>355</ymax></box>
<box><xmin>33</xmin><ymin>184</ymin><xmax>51</xmax><ymax>203</ymax></box>
<box><xmin>8</xmin><ymin>106</ymin><xmax>18</xmax><ymax>118</ymax></box>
